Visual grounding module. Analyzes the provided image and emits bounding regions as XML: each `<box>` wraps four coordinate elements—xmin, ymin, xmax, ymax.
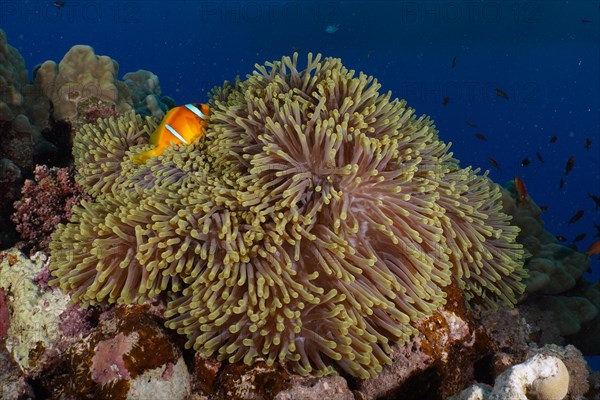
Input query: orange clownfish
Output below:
<box><xmin>132</xmin><ymin>103</ymin><xmax>210</xmax><ymax>164</ymax></box>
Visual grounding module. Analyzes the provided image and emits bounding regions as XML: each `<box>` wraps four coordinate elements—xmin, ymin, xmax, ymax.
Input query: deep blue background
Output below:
<box><xmin>2</xmin><ymin>0</ymin><xmax>599</xmax><ymax>367</ymax></box>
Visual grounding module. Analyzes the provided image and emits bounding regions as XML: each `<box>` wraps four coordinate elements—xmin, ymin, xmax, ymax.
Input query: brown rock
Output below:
<box><xmin>353</xmin><ymin>280</ymin><xmax>495</xmax><ymax>400</ymax></box>
<box><xmin>193</xmin><ymin>352</ymin><xmax>221</xmax><ymax>396</ymax></box>
<box><xmin>212</xmin><ymin>360</ymin><xmax>291</xmax><ymax>400</ymax></box>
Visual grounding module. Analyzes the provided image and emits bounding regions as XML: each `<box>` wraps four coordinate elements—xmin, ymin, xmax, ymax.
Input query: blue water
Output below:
<box><xmin>2</xmin><ymin>0</ymin><xmax>599</xmax><ymax>368</ymax></box>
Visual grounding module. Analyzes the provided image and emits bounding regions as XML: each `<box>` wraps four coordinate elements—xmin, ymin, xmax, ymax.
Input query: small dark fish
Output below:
<box><xmin>521</xmin><ymin>157</ymin><xmax>531</xmax><ymax>167</ymax></box>
<box><xmin>535</xmin><ymin>151</ymin><xmax>544</xmax><ymax>163</ymax></box>
<box><xmin>451</xmin><ymin>56</ymin><xmax>457</xmax><ymax>69</ymax></box>
<box><xmin>540</xmin><ymin>205</ymin><xmax>549</xmax><ymax>212</ymax></box>
<box><xmin>581</xmin><ymin>19</ymin><xmax>593</xmax><ymax>23</ymax></box>
<box><xmin>567</xmin><ymin>210</ymin><xmax>584</xmax><ymax>224</ymax></box>
<box><xmin>443</xmin><ymin>96</ymin><xmax>450</xmax><ymax>106</ymax></box>
<box><xmin>589</xmin><ymin>193</ymin><xmax>600</xmax><ymax>209</ymax></box>
<box><xmin>495</xmin><ymin>88</ymin><xmax>509</xmax><ymax>100</ymax></box>
<box><xmin>488</xmin><ymin>157</ymin><xmax>500</xmax><ymax>170</ymax></box>
<box><xmin>556</xmin><ymin>235</ymin><xmax>568</xmax><ymax>242</ymax></box>
<box><xmin>573</xmin><ymin>233</ymin><xmax>587</xmax><ymax>243</ymax></box>
<box><xmin>564</xmin><ymin>156</ymin><xmax>575</xmax><ymax>176</ymax></box>
<box><xmin>566</xmin><ymin>243</ymin><xmax>580</xmax><ymax>252</ymax></box>
<box><xmin>475</xmin><ymin>133</ymin><xmax>488</xmax><ymax>141</ymax></box>
<box><xmin>464</xmin><ymin>121</ymin><xmax>477</xmax><ymax>128</ymax></box>
<box><xmin>558</xmin><ymin>178</ymin><xmax>565</xmax><ymax>190</ymax></box>
<box><xmin>594</xmin><ymin>223</ymin><xmax>600</xmax><ymax>238</ymax></box>
<box><xmin>53</xmin><ymin>1</ymin><xmax>65</xmax><ymax>8</ymax></box>
<box><xmin>585</xmin><ymin>137</ymin><xmax>592</xmax><ymax>150</ymax></box>
<box><xmin>549</xmin><ymin>135</ymin><xmax>558</xmax><ymax>143</ymax></box>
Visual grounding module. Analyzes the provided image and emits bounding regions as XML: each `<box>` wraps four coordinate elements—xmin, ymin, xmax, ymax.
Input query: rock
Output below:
<box><xmin>275</xmin><ymin>376</ymin><xmax>354</xmax><ymax>400</ymax></box>
<box><xmin>489</xmin><ymin>354</ymin><xmax>569</xmax><ymax>400</ymax></box>
<box><xmin>47</xmin><ymin>304</ymin><xmax>192</xmax><ymax>399</ymax></box>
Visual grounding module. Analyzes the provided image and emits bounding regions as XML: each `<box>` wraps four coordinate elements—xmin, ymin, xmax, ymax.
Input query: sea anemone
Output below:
<box><xmin>50</xmin><ymin>53</ymin><xmax>526</xmax><ymax>378</ymax></box>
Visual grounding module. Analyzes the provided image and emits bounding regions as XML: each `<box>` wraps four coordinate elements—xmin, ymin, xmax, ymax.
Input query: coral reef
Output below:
<box><xmin>34</xmin><ymin>44</ymin><xmax>173</xmax><ymax>126</ymax></box>
<box><xmin>49</xmin><ymin>53</ymin><xmax>526</xmax><ymax>379</ymax></box>
<box><xmin>11</xmin><ymin>165</ymin><xmax>89</xmax><ymax>250</ymax></box>
<box><xmin>0</xmin><ymin>158</ymin><xmax>22</xmax><ymax>247</ymax></box>
<box><xmin>34</xmin><ymin>44</ymin><xmax>128</xmax><ymax>122</ymax></box>
<box><xmin>0</xmin><ymin>49</ymin><xmax>596</xmax><ymax>399</ymax></box>
<box><xmin>52</xmin><ymin>304</ymin><xmax>191</xmax><ymax>399</ymax></box>
<box><xmin>503</xmin><ymin>182</ymin><xmax>600</xmax><ymax>354</ymax></box>
<box><xmin>0</xmin><ymin>288</ymin><xmax>8</xmax><ymax>340</ymax></box>
<box><xmin>0</xmin><ymin>344</ymin><xmax>35</xmax><ymax>399</ymax></box>
<box><xmin>0</xmin><ymin>29</ymin><xmax>55</xmax><ymax>166</ymax></box>
<box><xmin>0</xmin><ymin>250</ymin><xmax>70</xmax><ymax>374</ymax></box>
<box><xmin>274</xmin><ymin>376</ymin><xmax>354</xmax><ymax>400</ymax></box>
<box><xmin>5</xmin><ymin>244</ymin><xmax>593</xmax><ymax>399</ymax></box>
<box><xmin>1</xmin><ymin>29</ymin><xmax>55</xmax><ymax>248</ymax></box>
<box><xmin>122</xmin><ymin>69</ymin><xmax>175</xmax><ymax>119</ymax></box>
<box><xmin>451</xmin><ymin>353</ymin><xmax>570</xmax><ymax>400</ymax></box>
<box><xmin>0</xmin><ymin>29</ymin><xmax>173</xmax><ymax>250</ymax></box>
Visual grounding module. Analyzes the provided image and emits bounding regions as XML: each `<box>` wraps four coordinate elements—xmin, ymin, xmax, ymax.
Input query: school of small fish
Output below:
<box><xmin>445</xmin><ymin>55</ymin><xmax>599</xmax><ymax>264</ymax></box>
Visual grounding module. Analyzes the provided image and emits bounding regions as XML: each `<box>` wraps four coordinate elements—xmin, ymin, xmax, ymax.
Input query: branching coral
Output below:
<box><xmin>11</xmin><ymin>165</ymin><xmax>88</xmax><ymax>250</ymax></box>
<box><xmin>50</xmin><ymin>54</ymin><xmax>526</xmax><ymax>378</ymax></box>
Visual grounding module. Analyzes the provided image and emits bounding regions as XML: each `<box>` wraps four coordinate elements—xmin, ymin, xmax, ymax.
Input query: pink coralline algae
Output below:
<box><xmin>0</xmin><ymin>288</ymin><xmax>9</xmax><ymax>340</ymax></box>
<box><xmin>91</xmin><ymin>332</ymin><xmax>138</xmax><ymax>387</ymax></box>
<box><xmin>57</xmin><ymin>304</ymin><xmax>96</xmax><ymax>339</ymax></box>
<box><xmin>11</xmin><ymin>165</ymin><xmax>89</xmax><ymax>250</ymax></box>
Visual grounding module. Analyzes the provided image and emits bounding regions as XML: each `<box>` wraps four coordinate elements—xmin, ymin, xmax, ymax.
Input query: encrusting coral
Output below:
<box><xmin>49</xmin><ymin>54</ymin><xmax>527</xmax><ymax>379</ymax></box>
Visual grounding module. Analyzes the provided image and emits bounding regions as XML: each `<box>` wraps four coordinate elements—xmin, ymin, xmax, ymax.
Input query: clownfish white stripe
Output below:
<box><xmin>185</xmin><ymin>103</ymin><xmax>207</xmax><ymax>120</ymax></box>
<box><xmin>165</xmin><ymin>124</ymin><xmax>189</xmax><ymax>144</ymax></box>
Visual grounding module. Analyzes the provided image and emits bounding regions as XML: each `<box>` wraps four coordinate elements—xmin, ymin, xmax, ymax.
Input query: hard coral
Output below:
<box><xmin>50</xmin><ymin>54</ymin><xmax>526</xmax><ymax>378</ymax></box>
<box><xmin>11</xmin><ymin>165</ymin><xmax>88</xmax><ymax>250</ymax></box>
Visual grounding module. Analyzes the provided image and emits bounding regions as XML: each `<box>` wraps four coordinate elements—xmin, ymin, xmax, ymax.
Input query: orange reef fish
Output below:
<box><xmin>586</xmin><ymin>239</ymin><xmax>600</xmax><ymax>256</ymax></box>
<box><xmin>132</xmin><ymin>103</ymin><xmax>210</xmax><ymax>164</ymax></box>
<box><xmin>521</xmin><ymin>157</ymin><xmax>530</xmax><ymax>167</ymax></box>
<box><xmin>475</xmin><ymin>133</ymin><xmax>488</xmax><ymax>141</ymax></box>
<box><xmin>443</xmin><ymin>96</ymin><xmax>450</xmax><ymax>105</ymax></box>
<box><xmin>514</xmin><ymin>176</ymin><xmax>528</xmax><ymax>204</ymax></box>
<box><xmin>495</xmin><ymin>88</ymin><xmax>509</xmax><ymax>100</ymax></box>
<box><xmin>549</xmin><ymin>135</ymin><xmax>558</xmax><ymax>144</ymax></box>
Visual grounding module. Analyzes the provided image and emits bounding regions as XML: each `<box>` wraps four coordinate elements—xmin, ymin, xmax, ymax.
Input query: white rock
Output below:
<box><xmin>489</xmin><ymin>354</ymin><xmax>569</xmax><ymax>400</ymax></box>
